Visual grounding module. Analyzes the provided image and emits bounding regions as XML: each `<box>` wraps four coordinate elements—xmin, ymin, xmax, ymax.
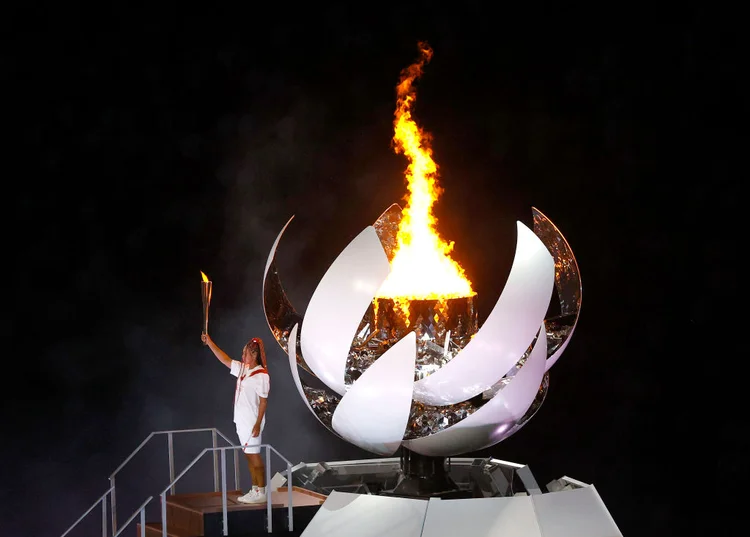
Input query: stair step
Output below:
<box><xmin>163</xmin><ymin>495</ymin><xmax>209</xmax><ymax>535</ymax></box>
<box><xmin>138</xmin><ymin>522</ymin><xmax>197</xmax><ymax>537</ymax></box>
<box><xmin>138</xmin><ymin>488</ymin><xmax>325</xmax><ymax>536</ymax></box>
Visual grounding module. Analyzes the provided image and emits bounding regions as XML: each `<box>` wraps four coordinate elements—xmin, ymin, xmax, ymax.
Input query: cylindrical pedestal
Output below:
<box><xmin>383</xmin><ymin>447</ymin><xmax>470</xmax><ymax>499</ymax></box>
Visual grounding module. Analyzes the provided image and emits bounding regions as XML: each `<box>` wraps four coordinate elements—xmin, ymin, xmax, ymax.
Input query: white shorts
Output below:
<box><xmin>236</xmin><ymin>423</ymin><xmax>262</xmax><ymax>454</ymax></box>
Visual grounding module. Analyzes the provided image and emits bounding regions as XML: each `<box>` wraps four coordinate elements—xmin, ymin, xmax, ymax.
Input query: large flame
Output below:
<box><xmin>200</xmin><ymin>271</ymin><xmax>210</xmax><ymax>282</ymax></box>
<box><xmin>376</xmin><ymin>42</ymin><xmax>474</xmax><ymax>301</ymax></box>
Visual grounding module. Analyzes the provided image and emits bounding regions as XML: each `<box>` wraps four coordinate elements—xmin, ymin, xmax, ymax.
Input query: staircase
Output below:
<box><xmin>136</xmin><ymin>487</ymin><xmax>325</xmax><ymax>537</ymax></box>
<box><xmin>58</xmin><ymin>428</ymin><xmax>323</xmax><ymax>537</ymax></box>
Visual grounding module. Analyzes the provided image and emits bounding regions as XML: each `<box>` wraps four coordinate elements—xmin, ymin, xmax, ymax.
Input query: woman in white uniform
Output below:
<box><xmin>203</xmin><ymin>333</ymin><xmax>270</xmax><ymax>503</ymax></box>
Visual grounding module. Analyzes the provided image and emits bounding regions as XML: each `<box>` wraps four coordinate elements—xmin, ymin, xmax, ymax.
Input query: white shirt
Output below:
<box><xmin>230</xmin><ymin>361</ymin><xmax>270</xmax><ymax>426</ymax></box>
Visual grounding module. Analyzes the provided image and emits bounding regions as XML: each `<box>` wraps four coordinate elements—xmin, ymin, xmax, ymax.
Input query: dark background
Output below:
<box><xmin>6</xmin><ymin>3</ymin><xmax>742</xmax><ymax>536</ymax></box>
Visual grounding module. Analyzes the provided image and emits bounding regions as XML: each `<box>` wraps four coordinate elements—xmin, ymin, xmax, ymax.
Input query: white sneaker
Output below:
<box><xmin>237</xmin><ymin>488</ymin><xmax>258</xmax><ymax>503</ymax></box>
<box><xmin>248</xmin><ymin>487</ymin><xmax>267</xmax><ymax>504</ymax></box>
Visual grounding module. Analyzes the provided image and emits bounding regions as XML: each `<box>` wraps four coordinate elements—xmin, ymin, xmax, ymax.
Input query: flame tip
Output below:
<box><xmin>377</xmin><ymin>43</ymin><xmax>474</xmax><ymax>301</ymax></box>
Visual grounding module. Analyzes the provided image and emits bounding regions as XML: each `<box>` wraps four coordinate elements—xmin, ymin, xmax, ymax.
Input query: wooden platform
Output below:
<box><xmin>137</xmin><ymin>487</ymin><xmax>326</xmax><ymax>536</ymax></box>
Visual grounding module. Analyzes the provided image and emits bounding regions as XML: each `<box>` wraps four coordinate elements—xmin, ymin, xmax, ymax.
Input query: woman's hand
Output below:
<box><xmin>252</xmin><ymin>424</ymin><xmax>261</xmax><ymax>437</ymax></box>
<box><xmin>201</xmin><ymin>333</ymin><xmax>211</xmax><ymax>346</ymax></box>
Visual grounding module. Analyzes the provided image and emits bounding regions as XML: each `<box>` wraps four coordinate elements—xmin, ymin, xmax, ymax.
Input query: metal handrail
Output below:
<box><xmin>59</xmin><ymin>486</ymin><xmax>113</xmax><ymax>537</ymax></box>
<box><xmin>108</xmin><ymin>427</ymin><xmax>238</xmax><ymax>534</ymax></box>
<box><xmin>112</xmin><ymin>496</ymin><xmax>153</xmax><ymax>537</ymax></box>
<box><xmin>158</xmin><ymin>444</ymin><xmax>294</xmax><ymax>536</ymax></box>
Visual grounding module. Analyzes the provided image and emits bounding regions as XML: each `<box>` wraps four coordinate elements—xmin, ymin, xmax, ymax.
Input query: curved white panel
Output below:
<box><xmin>412</xmin><ymin>222</ymin><xmax>555</xmax><ymax>405</ymax></box>
<box><xmin>287</xmin><ymin>323</ymin><xmax>345</xmax><ymax>440</ymax></box>
<box><xmin>332</xmin><ymin>331</ymin><xmax>417</xmax><ymax>456</ymax></box>
<box><xmin>286</xmin><ymin>324</ymin><xmax>320</xmax><ymax>423</ymax></box>
<box><xmin>403</xmin><ymin>326</ymin><xmax>547</xmax><ymax>456</ymax></box>
<box><xmin>262</xmin><ymin>214</ymin><xmax>304</xmax><ymax>359</ymax></box>
<box><xmin>300</xmin><ymin>226</ymin><xmax>391</xmax><ymax>396</ymax></box>
<box><xmin>263</xmin><ymin>215</ymin><xmax>295</xmax><ymax>286</ymax></box>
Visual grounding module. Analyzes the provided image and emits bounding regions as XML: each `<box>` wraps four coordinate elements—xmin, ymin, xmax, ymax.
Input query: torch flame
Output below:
<box><xmin>200</xmin><ymin>271</ymin><xmax>209</xmax><ymax>282</ymax></box>
<box><xmin>376</xmin><ymin>42</ymin><xmax>474</xmax><ymax>301</ymax></box>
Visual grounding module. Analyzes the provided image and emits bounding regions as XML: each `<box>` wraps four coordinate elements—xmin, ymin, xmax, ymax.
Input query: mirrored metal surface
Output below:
<box><xmin>544</xmin><ymin>314</ymin><xmax>577</xmax><ymax>357</ymax></box>
<box><xmin>262</xmin><ymin>216</ymin><xmax>311</xmax><ymax>374</ymax></box>
<box><xmin>532</xmin><ymin>207</ymin><xmax>582</xmax><ymax>368</ymax></box>
<box><xmin>404</xmin><ymin>398</ymin><xmax>479</xmax><ymax>440</ymax></box>
<box><xmin>346</xmin><ymin>296</ymin><xmax>478</xmax><ymax>385</ymax></box>
<box><xmin>286</xmin><ymin>324</ymin><xmax>343</xmax><ymax>433</ymax></box>
<box><xmin>532</xmin><ymin>208</ymin><xmax>581</xmax><ymax>317</ymax></box>
<box><xmin>372</xmin><ymin>203</ymin><xmax>403</xmax><ymax>262</ymax></box>
<box><xmin>264</xmin><ymin>261</ymin><xmax>305</xmax><ymax>353</ymax></box>
<box><xmin>302</xmin><ymin>386</ymin><xmax>341</xmax><ymax>430</ymax></box>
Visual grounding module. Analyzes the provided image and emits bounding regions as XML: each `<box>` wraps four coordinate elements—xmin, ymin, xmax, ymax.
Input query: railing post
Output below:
<box><xmin>266</xmin><ymin>446</ymin><xmax>272</xmax><ymax>533</ymax></box>
<box><xmin>168</xmin><ymin>432</ymin><xmax>175</xmax><ymax>495</ymax></box>
<box><xmin>233</xmin><ymin>449</ymin><xmax>240</xmax><ymax>492</ymax></box>
<box><xmin>110</xmin><ymin>477</ymin><xmax>117</xmax><ymax>535</ymax></box>
<box><xmin>221</xmin><ymin>449</ymin><xmax>228</xmax><ymax>536</ymax></box>
<box><xmin>102</xmin><ymin>491</ymin><xmax>107</xmax><ymax>537</ymax></box>
<box><xmin>160</xmin><ymin>492</ymin><xmax>167</xmax><ymax>537</ymax></box>
<box><xmin>139</xmin><ymin>507</ymin><xmax>146</xmax><ymax>537</ymax></box>
<box><xmin>287</xmin><ymin>463</ymin><xmax>293</xmax><ymax>531</ymax></box>
<box><xmin>212</xmin><ymin>429</ymin><xmax>219</xmax><ymax>492</ymax></box>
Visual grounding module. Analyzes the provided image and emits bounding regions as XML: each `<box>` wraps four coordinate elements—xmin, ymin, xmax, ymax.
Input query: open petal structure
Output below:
<box><xmin>263</xmin><ymin>207</ymin><xmax>582</xmax><ymax>456</ymax></box>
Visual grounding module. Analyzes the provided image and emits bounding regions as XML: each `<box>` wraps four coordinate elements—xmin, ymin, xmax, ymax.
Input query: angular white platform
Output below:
<box><xmin>301</xmin><ymin>486</ymin><xmax>622</xmax><ymax>537</ymax></box>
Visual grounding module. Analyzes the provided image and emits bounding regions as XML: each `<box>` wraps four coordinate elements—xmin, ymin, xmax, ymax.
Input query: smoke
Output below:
<box><xmin>209</xmin><ymin>80</ymin><xmax>389</xmax><ymax>465</ymax></box>
<box><xmin>13</xmin><ymin>59</ymin><xmax>412</xmax><ymax>537</ymax></box>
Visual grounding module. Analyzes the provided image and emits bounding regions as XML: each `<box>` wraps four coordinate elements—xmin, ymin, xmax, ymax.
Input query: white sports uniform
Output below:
<box><xmin>230</xmin><ymin>361</ymin><xmax>270</xmax><ymax>454</ymax></box>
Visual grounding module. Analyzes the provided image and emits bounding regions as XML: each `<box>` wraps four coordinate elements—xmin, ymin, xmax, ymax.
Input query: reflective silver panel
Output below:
<box><xmin>262</xmin><ymin>219</ymin><xmax>311</xmax><ymax>374</ymax></box>
<box><xmin>532</xmin><ymin>207</ymin><xmax>582</xmax><ymax>360</ymax></box>
<box><xmin>372</xmin><ymin>203</ymin><xmax>403</xmax><ymax>262</ymax></box>
<box><xmin>264</xmin><ymin>260</ymin><xmax>303</xmax><ymax>352</ymax></box>
<box><xmin>544</xmin><ymin>315</ymin><xmax>577</xmax><ymax>357</ymax></box>
<box><xmin>302</xmin><ymin>386</ymin><xmax>341</xmax><ymax>430</ymax></box>
<box><xmin>346</xmin><ymin>296</ymin><xmax>478</xmax><ymax>385</ymax></box>
<box><xmin>404</xmin><ymin>398</ymin><xmax>478</xmax><ymax>439</ymax></box>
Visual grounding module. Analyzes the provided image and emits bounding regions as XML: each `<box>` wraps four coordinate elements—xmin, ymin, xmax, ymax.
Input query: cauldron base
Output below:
<box><xmin>379</xmin><ymin>447</ymin><xmax>473</xmax><ymax>499</ymax></box>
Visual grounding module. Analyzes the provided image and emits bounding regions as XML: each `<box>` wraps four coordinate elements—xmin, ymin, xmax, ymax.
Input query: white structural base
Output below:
<box><xmin>301</xmin><ymin>486</ymin><xmax>622</xmax><ymax>537</ymax></box>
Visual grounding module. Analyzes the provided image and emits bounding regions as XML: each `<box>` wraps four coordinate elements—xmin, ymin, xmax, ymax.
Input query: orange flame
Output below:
<box><xmin>376</xmin><ymin>42</ymin><xmax>474</xmax><ymax>300</ymax></box>
<box><xmin>200</xmin><ymin>271</ymin><xmax>210</xmax><ymax>283</ymax></box>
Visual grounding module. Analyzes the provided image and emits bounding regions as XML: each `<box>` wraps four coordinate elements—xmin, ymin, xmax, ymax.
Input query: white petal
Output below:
<box><xmin>263</xmin><ymin>215</ymin><xmax>295</xmax><ymax>285</ymax></box>
<box><xmin>404</xmin><ymin>324</ymin><xmax>547</xmax><ymax>456</ymax></box>
<box><xmin>262</xmin><ymin>215</ymin><xmax>304</xmax><ymax>361</ymax></box>
<box><xmin>286</xmin><ymin>324</ymin><xmax>322</xmax><ymax>423</ymax></box>
<box><xmin>332</xmin><ymin>332</ymin><xmax>417</xmax><ymax>456</ymax></box>
<box><xmin>300</xmin><ymin>226</ymin><xmax>391</xmax><ymax>396</ymax></box>
<box><xmin>412</xmin><ymin>222</ymin><xmax>555</xmax><ymax>405</ymax></box>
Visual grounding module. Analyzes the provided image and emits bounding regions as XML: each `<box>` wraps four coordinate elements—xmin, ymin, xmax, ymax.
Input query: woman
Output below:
<box><xmin>202</xmin><ymin>333</ymin><xmax>270</xmax><ymax>504</ymax></box>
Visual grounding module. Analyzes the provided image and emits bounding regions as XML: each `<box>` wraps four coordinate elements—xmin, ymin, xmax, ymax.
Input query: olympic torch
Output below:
<box><xmin>200</xmin><ymin>271</ymin><xmax>212</xmax><ymax>340</ymax></box>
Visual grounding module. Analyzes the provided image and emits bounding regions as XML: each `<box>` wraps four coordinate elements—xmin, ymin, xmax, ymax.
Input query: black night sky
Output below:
<box><xmin>6</xmin><ymin>3</ymin><xmax>742</xmax><ymax>537</ymax></box>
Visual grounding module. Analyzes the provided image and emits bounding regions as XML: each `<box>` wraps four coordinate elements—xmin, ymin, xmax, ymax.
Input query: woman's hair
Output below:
<box><xmin>244</xmin><ymin>337</ymin><xmax>268</xmax><ymax>370</ymax></box>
